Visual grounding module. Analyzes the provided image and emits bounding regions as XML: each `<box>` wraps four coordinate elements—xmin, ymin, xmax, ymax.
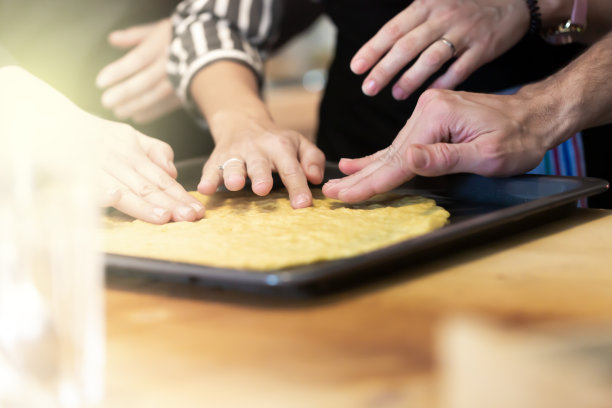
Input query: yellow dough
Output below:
<box><xmin>104</xmin><ymin>189</ymin><xmax>450</xmax><ymax>270</ymax></box>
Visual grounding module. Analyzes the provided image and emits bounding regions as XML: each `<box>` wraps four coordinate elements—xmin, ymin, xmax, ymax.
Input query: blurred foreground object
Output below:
<box><xmin>0</xmin><ymin>67</ymin><xmax>104</xmax><ymax>407</ymax></box>
<box><xmin>438</xmin><ymin>317</ymin><xmax>612</xmax><ymax>408</ymax></box>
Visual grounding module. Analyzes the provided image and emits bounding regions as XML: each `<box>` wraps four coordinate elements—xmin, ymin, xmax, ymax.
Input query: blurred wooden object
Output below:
<box><xmin>438</xmin><ymin>318</ymin><xmax>612</xmax><ymax>408</ymax></box>
<box><xmin>103</xmin><ymin>209</ymin><xmax>612</xmax><ymax>407</ymax></box>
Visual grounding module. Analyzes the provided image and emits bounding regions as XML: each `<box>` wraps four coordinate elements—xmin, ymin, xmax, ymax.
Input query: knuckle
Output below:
<box><xmin>417</xmin><ymin>88</ymin><xmax>444</xmax><ymax>107</ymax></box>
<box><xmin>272</xmin><ymin>135</ymin><xmax>298</xmax><ymax>151</ymax></box>
<box><xmin>424</xmin><ymin>49</ymin><xmax>444</xmax><ymax>67</ymax></box>
<box><xmin>381</xmin><ymin>21</ymin><xmax>403</xmax><ymax>41</ymax></box>
<box><xmin>392</xmin><ymin>39</ymin><xmax>412</xmax><ymax>58</ymax></box>
<box><xmin>136</xmin><ymin>183</ymin><xmax>158</xmax><ymax>198</ymax></box>
<box><xmin>278</xmin><ymin>164</ymin><xmax>302</xmax><ymax>179</ymax></box>
<box><xmin>380</xmin><ymin>145</ymin><xmax>409</xmax><ymax>174</ymax></box>
<box><xmin>156</xmin><ymin>175</ymin><xmax>176</xmax><ymax>190</ymax></box>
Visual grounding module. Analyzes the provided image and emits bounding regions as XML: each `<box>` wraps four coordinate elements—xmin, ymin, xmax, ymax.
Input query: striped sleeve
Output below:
<box><xmin>168</xmin><ymin>0</ymin><xmax>282</xmax><ymax>113</ymax></box>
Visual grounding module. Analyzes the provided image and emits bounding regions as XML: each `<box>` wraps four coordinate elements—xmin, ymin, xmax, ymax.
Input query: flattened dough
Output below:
<box><xmin>104</xmin><ymin>189</ymin><xmax>450</xmax><ymax>270</ymax></box>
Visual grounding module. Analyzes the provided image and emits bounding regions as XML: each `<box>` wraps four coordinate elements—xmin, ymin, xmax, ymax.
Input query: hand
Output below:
<box><xmin>199</xmin><ymin>112</ymin><xmax>326</xmax><ymax>209</ymax></box>
<box><xmin>351</xmin><ymin>0</ymin><xmax>530</xmax><ymax>100</ymax></box>
<box><xmin>96</xmin><ymin>119</ymin><xmax>205</xmax><ymax>223</ymax></box>
<box><xmin>1</xmin><ymin>66</ymin><xmax>203</xmax><ymax>224</ymax></box>
<box><xmin>322</xmin><ymin>89</ymin><xmax>555</xmax><ymax>202</ymax></box>
<box><xmin>96</xmin><ymin>18</ymin><xmax>181</xmax><ymax>124</ymax></box>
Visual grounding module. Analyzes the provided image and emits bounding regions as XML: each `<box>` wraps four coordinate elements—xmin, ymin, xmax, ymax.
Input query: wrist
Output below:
<box><xmin>514</xmin><ymin>81</ymin><xmax>580</xmax><ymax>150</ymax></box>
<box><xmin>208</xmin><ymin>108</ymin><xmax>274</xmax><ymax>144</ymax></box>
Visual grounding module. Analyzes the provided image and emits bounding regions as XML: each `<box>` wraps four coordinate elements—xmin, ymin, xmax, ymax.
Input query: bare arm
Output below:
<box><xmin>168</xmin><ymin>0</ymin><xmax>325</xmax><ymax>208</ymax></box>
<box><xmin>517</xmin><ymin>30</ymin><xmax>612</xmax><ymax>144</ymax></box>
<box><xmin>324</xmin><ymin>32</ymin><xmax>612</xmax><ymax>202</ymax></box>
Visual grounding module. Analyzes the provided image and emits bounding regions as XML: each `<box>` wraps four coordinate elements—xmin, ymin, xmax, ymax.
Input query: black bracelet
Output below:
<box><xmin>525</xmin><ymin>0</ymin><xmax>542</xmax><ymax>34</ymax></box>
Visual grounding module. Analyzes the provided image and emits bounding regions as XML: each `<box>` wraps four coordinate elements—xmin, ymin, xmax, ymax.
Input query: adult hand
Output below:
<box><xmin>96</xmin><ymin>119</ymin><xmax>205</xmax><ymax>223</ymax></box>
<box><xmin>351</xmin><ymin>0</ymin><xmax>530</xmax><ymax>100</ymax></box>
<box><xmin>198</xmin><ymin>112</ymin><xmax>326</xmax><ymax>209</ymax></box>
<box><xmin>322</xmin><ymin>89</ymin><xmax>555</xmax><ymax>202</ymax></box>
<box><xmin>96</xmin><ymin>18</ymin><xmax>181</xmax><ymax>124</ymax></box>
<box><xmin>1</xmin><ymin>66</ymin><xmax>203</xmax><ymax>224</ymax></box>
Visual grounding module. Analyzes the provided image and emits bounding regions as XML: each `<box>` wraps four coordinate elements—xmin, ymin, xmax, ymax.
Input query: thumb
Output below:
<box><xmin>408</xmin><ymin>143</ymin><xmax>483</xmax><ymax>176</ymax></box>
<box><xmin>108</xmin><ymin>23</ymin><xmax>155</xmax><ymax>49</ymax></box>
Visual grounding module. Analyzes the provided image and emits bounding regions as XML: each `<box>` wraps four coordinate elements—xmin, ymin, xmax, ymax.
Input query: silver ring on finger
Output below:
<box><xmin>439</xmin><ymin>37</ymin><xmax>457</xmax><ymax>57</ymax></box>
<box><xmin>218</xmin><ymin>157</ymin><xmax>244</xmax><ymax>171</ymax></box>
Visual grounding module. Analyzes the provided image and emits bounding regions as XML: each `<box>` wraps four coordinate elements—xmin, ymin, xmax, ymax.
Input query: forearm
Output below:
<box><xmin>539</xmin><ymin>0</ymin><xmax>612</xmax><ymax>43</ymax></box>
<box><xmin>190</xmin><ymin>61</ymin><xmax>273</xmax><ymax>142</ymax></box>
<box><xmin>515</xmin><ymin>32</ymin><xmax>612</xmax><ymax>148</ymax></box>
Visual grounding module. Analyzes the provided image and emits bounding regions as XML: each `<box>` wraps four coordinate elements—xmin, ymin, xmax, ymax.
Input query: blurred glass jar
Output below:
<box><xmin>0</xmin><ymin>69</ymin><xmax>104</xmax><ymax>408</ymax></box>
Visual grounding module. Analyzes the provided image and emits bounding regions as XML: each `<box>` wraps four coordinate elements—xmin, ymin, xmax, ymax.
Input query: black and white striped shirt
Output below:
<box><xmin>168</xmin><ymin>0</ymin><xmax>283</xmax><ymax>111</ymax></box>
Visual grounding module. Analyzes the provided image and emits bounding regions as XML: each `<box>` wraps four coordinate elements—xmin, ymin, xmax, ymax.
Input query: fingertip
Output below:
<box><xmin>173</xmin><ymin>205</ymin><xmax>198</xmax><ymax>222</ymax></box>
<box><xmin>350</xmin><ymin>58</ymin><xmax>368</xmax><ymax>75</ymax></box>
<box><xmin>101</xmin><ymin>90</ymin><xmax>117</xmax><ymax>109</ymax></box>
<box><xmin>306</xmin><ymin>164</ymin><xmax>324</xmax><ymax>185</ymax></box>
<box><xmin>152</xmin><ymin>207</ymin><xmax>172</xmax><ymax>224</ymax></box>
<box><xmin>225</xmin><ymin>175</ymin><xmax>246</xmax><ymax>192</ymax></box>
<box><xmin>337</xmin><ymin>158</ymin><xmax>351</xmax><ymax>171</ymax></box>
<box><xmin>100</xmin><ymin>188</ymin><xmax>121</xmax><ymax>207</ymax></box>
<box><xmin>108</xmin><ymin>30</ymin><xmax>123</xmax><ymax>43</ymax></box>
<box><xmin>190</xmin><ymin>202</ymin><xmax>205</xmax><ymax>218</ymax></box>
<box><xmin>362</xmin><ymin>79</ymin><xmax>379</xmax><ymax>97</ymax></box>
<box><xmin>291</xmin><ymin>193</ymin><xmax>312</xmax><ymax>209</ymax></box>
<box><xmin>96</xmin><ymin>70</ymin><xmax>112</xmax><ymax>89</ymax></box>
<box><xmin>321</xmin><ymin>182</ymin><xmax>338</xmax><ymax>199</ymax></box>
<box><xmin>392</xmin><ymin>85</ymin><xmax>408</xmax><ymax>101</ymax></box>
<box><xmin>197</xmin><ymin>179</ymin><xmax>218</xmax><ymax>195</ymax></box>
<box><xmin>252</xmin><ymin>180</ymin><xmax>273</xmax><ymax>197</ymax></box>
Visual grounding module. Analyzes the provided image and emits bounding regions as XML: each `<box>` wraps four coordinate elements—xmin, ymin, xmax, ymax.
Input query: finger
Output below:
<box><xmin>222</xmin><ymin>158</ymin><xmax>247</xmax><ymax>191</ymax></box>
<box><xmin>297</xmin><ymin>141</ymin><xmax>326</xmax><ymax>185</ymax></box>
<box><xmin>113</xmin><ymin>81</ymin><xmax>180</xmax><ymax>123</ymax></box>
<box><xmin>323</xmin><ymin>148</ymin><xmax>412</xmax><ymax>202</ymax></box>
<box><xmin>96</xmin><ymin>39</ymin><xmax>161</xmax><ymax>89</ymax></box>
<box><xmin>275</xmin><ymin>155</ymin><xmax>312</xmax><ymax>209</ymax></box>
<box><xmin>111</xmin><ymin>188</ymin><xmax>173</xmax><ymax>224</ymax></box>
<box><xmin>137</xmin><ymin>133</ymin><xmax>177</xmax><ymax>178</ymax></box>
<box><xmin>392</xmin><ymin>38</ymin><xmax>457</xmax><ymax>100</ymax></box>
<box><xmin>132</xmin><ymin>156</ymin><xmax>205</xmax><ymax>219</ymax></box>
<box><xmin>102</xmin><ymin>57</ymin><xmax>166</xmax><ymax>109</ymax></box>
<box><xmin>350</xmin><ymin>5</ymin><xmax>428</xmax><ymax>75</ymax></box>
<box><xmin>429</xmin><ymin>46</ymin><xmax>483</xmax><ymax>90</ymax></box>
<box><xmin>408</xmin><ymin>141</ymin><xmax>508</xmax><ymax>177</ymax></box>
<box><xmin>198</xmin><ymin>158</ymin><xmax>223</xmax><ymax>195</ymax></box>
<box><xmin>246</xmin><ymin>156</ymin><xmax>274</xmax><ymax>196</ymax></box>
<box><xmin>362</xmin><ymin>23</ymin><xmax>442</xmax><ymax>97</ymax></box>
<box><xmin>337</xmin><ymin>149</ymin><xmax>388</xmax><ymax>176</ymax></box>
<box><xmin>108</xmin><ymin>23</ymin><xmax>156</xmax><ymax>49</ymax></box>
<box><xmin>105</xmin><ymin>155</ymin><xmax>200</xmax><ymax>222</ymax></box>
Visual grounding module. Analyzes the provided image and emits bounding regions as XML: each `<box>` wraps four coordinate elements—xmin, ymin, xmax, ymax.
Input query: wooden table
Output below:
<box><xmin>104</xmin><ymin>209</ymin><xmax>612</xmax><ymax>407</ymax></box>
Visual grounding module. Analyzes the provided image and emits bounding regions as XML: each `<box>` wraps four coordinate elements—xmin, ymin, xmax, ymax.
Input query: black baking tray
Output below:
<box><xmin>105</xmin><ymin>157</ymin><xmax>608</xmax><ymax>296</ymax></box>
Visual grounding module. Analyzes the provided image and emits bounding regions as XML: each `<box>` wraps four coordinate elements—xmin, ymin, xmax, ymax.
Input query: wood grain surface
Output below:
<box><xmin>103</xmin><ymin>209</ymin><xmax>612</xmax><ymax>408</ymax></box>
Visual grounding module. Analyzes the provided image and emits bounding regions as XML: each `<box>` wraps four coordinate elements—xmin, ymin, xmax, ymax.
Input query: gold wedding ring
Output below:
<box><xmin>439</xmin><ymin>37</ymin><xmax>457</xmax><ymax>57</ymax></box>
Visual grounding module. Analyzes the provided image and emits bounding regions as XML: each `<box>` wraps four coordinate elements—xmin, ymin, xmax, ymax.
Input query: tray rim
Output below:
<box><xmin>105</xmin><ymin>159</ymin><xmax>609</xmax><ymax>293</ymax></box>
